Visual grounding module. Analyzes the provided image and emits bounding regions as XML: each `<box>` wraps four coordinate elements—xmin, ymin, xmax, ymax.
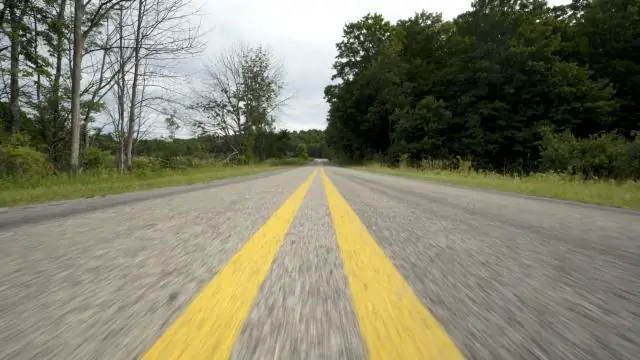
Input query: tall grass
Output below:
<box><xmin>356</xmin><ymin>162</ymin><xmax>640</xmax><ymax>210</ymax></box>
<box><xmin>0</xmin><ymin>164</ymin><xmax>286</xmax><ymax>208</ymax></box>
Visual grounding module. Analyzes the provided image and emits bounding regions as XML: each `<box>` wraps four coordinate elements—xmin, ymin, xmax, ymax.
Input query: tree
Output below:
<box><xmin>165</xmin><ymin>111</ymin><xmax>180</xmax><ymax>140</ymax></box>
<box><xmin>0</xmin><ymin>0</ymin><xmax>51</xmax><ymax>134</ymax></box>
<box><xmin>325</xmin><ymin>1</ymin><xmax>625</xmax><ymax>173</ymax></box>
<box><xmin>325</xmin><ymin>13</ymin><xmax>401</xmax><ymax>162</ymax></box>
<box><xmin>70</xmin><ymin>0</ymin><xmax>134</xmax><ymax>173</ymax></box>
<box><xmin>193</xmin><ymin>42</ymin><xmax>290</xmax><ymax>162</ymax></box>
<box><xmin>121</xmin><ymin>0</ymin><xmax>205</xmax><ymax>171</ymax></box>
<box><xmin>574</xmin><ymin>0</ymin><xmax>640</xmax><ymax>136</ymax></box>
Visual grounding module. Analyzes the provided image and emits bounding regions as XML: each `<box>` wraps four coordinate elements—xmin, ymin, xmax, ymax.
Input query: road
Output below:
<box><xmin>1</xmin><ymin>165</ymin><xmax>639</xmax><ymax>360</ymax></box>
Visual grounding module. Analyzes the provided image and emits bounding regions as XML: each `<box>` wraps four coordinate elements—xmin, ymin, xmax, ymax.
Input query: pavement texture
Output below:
<box><xmin>0</xmin><ymin>165</ymin><xmax>638</xmax><ymax>360</ymax></box>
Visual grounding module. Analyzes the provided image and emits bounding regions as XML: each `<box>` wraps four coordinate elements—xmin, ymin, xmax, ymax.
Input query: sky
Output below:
<box><xmin>167</xmin><ymin>0</ymin><xmax>569</xmax><ymax>136</ymax></box>
<box><xmin>178</xmin><ymin>0</ymin><xmax>478</xmax><ymax>133</ymax></box>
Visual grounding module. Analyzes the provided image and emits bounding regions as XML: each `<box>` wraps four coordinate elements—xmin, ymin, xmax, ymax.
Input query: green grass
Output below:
<box><xmin>0</xmin><ymin>164</ymin><xmax>287</xmax><ymax>208</ymax></box>
<box><xmin>354</xmin><ymin>163</ymin><xmax>640</xmax><ymax>210</ymax></box>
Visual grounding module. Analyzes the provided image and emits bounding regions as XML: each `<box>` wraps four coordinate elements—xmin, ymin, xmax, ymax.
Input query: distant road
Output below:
<box><xmin>1</xmin><ymin>166</ymin><xmax>638</xmax><ymax>360</ymax></box>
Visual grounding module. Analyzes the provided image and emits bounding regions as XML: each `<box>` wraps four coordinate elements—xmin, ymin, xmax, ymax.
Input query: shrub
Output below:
<box><xmin>82</xmin><ymin>147</ymin><xmax>114</xmax><ymax>170</ymax></box>
<box><xmin>418</xmin><ymin>157</ymin><xmax>463</xmax><ymax>171</ymax></box>
<box><xmin>2</xmin><ymin>132</ymin><xmax>33</xmax><ymax>147</ymax></box>
<box><xmin>0</xmin><ymin>146</ymin><xmax>55</xmax><ymax>179</ymax></box>
<box><xmin>132</xmin><ymin>156</ymin><xmax>162</xmax><ymax>172</ymax></box>
<box><xmin>158</xmin><ymin>156</ymin><xmax>200</xmax><ymax>170</ymax></box>
<box><xmin>297</xmin><ymin>143</ymin><xmax>309</xmax><ymax>160</ymax></box>
<box><xmin>233</xmin><ymin>155</ymin><xmax>248</xmax><ymax>165</ymax></box>
<box><xmin>621</xmin><ymin>133</ymin><xmax>640</xmax><ymax>180</ymax></box>
<box><xmin>539</xmin><ymin>129</ymin><xmax>640</xmax><ymax>180</ymax></box>
<box><xmin>263</xmin><ymin>157</ymin><xmax>309</xmax><ymax>166</ymax></box>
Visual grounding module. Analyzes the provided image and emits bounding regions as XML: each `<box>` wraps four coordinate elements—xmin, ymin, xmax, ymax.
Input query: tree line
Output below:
<box><xmin>90</xmin><ymin>128</ymin><xmax>328</xmax><ymax>168</ymax></box>
<box><xmin>325</xmin><ymin>0</ymin><xmax>640</xmax><ymax>179</ymax></box>
<box><xmin>1</xmin><ymin>1</ymin><xmax>319</xmax><ymax>179</ymax></box>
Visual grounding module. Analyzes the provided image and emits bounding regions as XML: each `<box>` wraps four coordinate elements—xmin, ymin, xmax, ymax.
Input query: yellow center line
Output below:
<box><xmin>142</xmin><ymin>168</ymin><xmax>318</xmax><ymax>360</ymax></box>
<box><xmin>320</xmin><ymin>168</ymin><xmax>464</xmax><ymax>360</ymax></box>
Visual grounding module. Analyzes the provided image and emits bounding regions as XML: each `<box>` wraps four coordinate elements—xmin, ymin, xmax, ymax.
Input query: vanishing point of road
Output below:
<box><xmin>1</xmin><ymin>164</ymin><xmax>639</xmax><ymax>360</ymax></box>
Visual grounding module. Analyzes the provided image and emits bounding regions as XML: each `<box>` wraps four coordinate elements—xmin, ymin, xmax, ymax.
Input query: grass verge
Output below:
<box><xmin>0</xmin><ymin>165</ymin><xmax>287</xmax><ymax>208</ymax></box>
<box><xmin>354</xmin><ymin>164</ymin><xmax>640</xmax><ymax>210</ymax></box>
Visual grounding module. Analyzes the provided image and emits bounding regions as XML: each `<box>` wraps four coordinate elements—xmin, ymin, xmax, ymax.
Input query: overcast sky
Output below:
<box><xmin>174</xmin><ymin>0</ymin><xmax>569</xmax><ymax>134</ymax></box>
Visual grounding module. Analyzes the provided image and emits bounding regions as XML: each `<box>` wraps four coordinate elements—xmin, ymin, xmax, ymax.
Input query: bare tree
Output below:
<box><xmin>81</xmin><ymin>16</ymin><xmax>119</xmax><ymax>151</ymax></box>
<box><xmin>70</xmin><ymin>0</ymin><xmax>133</xmax><ymax>173</ymax></box>
<box><xmin>122</xmin><ymin>0</ymin><xmax>204</xmax><ymax>171</ymax></box>
<box><xmin>193</xmin><ymin>42</ymin><xmax>290</xmax><ymax>162</ymax></box>
<box><xmin>104</xmin><ymin>62</ymin><xmax>128</xmax><ymax>171</ymax></box>
<box><xmin>132</xmin><ymin>60</ymin><xmax>155</xmax><ymax>156</ymax></box>
<box><xmin>99</xmin><ymin>0</ymin><xmax>203</xmax><ymax>171</ymax></box>
<box><xmin>112</xmin><ymin>3</ymin><xmax>129</xmax><ymax>171</ymax></box>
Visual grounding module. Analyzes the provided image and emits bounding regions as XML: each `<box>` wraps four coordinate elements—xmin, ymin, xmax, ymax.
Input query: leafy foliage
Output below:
<box><xmin>0</xmin><ymin>145</ymin><xmax>55</xmax><ymax>179</ymax></box>
<box><xmin>192</xmin><ymin>43</ymin><xmax>288</xmax><ymax>163</ymax></box>
<box><xmin>539</xmin><ymin>129</ymin><xmax>640</xmax><ymax>180</ymax></box>
<box><xmin>325</xmin><ymin>0</ymin><xmax>640</xmax><ymax>178</ymax></box>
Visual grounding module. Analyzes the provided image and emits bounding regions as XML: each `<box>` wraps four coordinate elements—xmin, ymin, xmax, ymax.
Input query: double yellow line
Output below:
<box><xmin>142</xmin><ymin>168</ymin><xmax>463</xmax><ymax>360</ymax></box>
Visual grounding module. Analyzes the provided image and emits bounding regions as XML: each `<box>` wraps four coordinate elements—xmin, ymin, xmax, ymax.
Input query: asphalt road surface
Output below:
<box><xmin>1</xmin><ymin>165</ymin><xmax>638</xmax><ymax>360</ymax></box>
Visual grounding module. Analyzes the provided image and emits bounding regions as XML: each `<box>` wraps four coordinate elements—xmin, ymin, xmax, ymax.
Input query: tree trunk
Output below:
<box><xmin>117</xmin><ymin>6</ymin><xmax>126</xmax><ymax>173</ymax></box>
<box><xmin>70</xmin><ymin>0</ymin><xmax>85</xmax><ymax>173</ymax></box>
<box><xmin>33</xmin><ymin>10</ymin><xmax>45</xmax><ymax>128</ymax></box>
<box><xmin>117</xmin><ymin>69</ymin><xmax>126</xmax><ymax>173</ymax></box>
<box><xmin>46</xmin><ymin>0</ymin><xmax>67</xmax><ymax>165</ymax></box>
<box><xmin>133</xmin><ymin>69</ymin><xmax>147</xmax><ymax>158</ymax></box>
<box><xmin>125</xmin><ymin>58</ymin><xmax>141</xmax><ymax>171</ymax></box>
<box><xmin>82</xmin><ymin>17</ymin><xmax>112</xmax><ymax>151</ymax></box>
<box><xmin>51</xmin><ymin>0</ymin><xmax>66</xmax><ymax>111</ymax></box>
<box><xmin>125</xmin><ymin>0</ymin><xmax>145</xmax><ymax>172</ymax></box>
<box><xmin>33</xmin><ymin>11</ymin><xmax>40</xmax><ymax>101</ymax></box>
<box><xmin>8</xmin><ymin>0</ymin><xmax>22</xmax><ymax>133</ymax></box>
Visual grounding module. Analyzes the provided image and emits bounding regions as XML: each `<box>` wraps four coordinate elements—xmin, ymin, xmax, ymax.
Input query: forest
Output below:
<box><xmin>325</xmin><ymin>0</ymin><xmax>640</xmax><ymax>180</ymax></box>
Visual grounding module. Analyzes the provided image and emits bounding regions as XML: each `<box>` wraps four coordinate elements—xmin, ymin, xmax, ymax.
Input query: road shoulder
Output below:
<box><xmin>0</xmin><ymin>167</ymin><xmax>294</xmax><ymax>229</ymax></box>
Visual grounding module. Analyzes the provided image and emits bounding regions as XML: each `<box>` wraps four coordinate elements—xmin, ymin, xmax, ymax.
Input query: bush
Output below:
<box><xmin>2</xmin><ymin>132</ymin><xmax>33</xmax><ymax>147</ymax></box>
<box><xmin>132</xmin><ymin>156</ymin><xmax>162</xmax><ymax>172</ymax></box>
<box><xmin>418</xmin><ymin>157</ymin><xmax>464</xmax><ymax>171</ymax></box>
<box><xmin>297</xmin><ymin>143</ymin><xmax>309</xmax><ymax>160</ymax></box>
<box><xmin>539</xmin><ymin>129</ymin><xmax>640</xmax><ymax>180</ymax></box>
<box><xmin>158</xmin><ymin>156</ymin><xmax>202</xmax><ymax>170</ymax></box>
<box><xmin>621</xmin><ymin>133</ymin><xmax>640</xmax><ymax>179</ymax></box>
<box><xmin>0</xmin><ymin>145</ymin><xmax>55</xmax><ymax>179</ymax></box>
<box><xmin>82</xmin><ymin>147</ymin><xmax>114</xmax><ymax>170</ymax></box>
<box><xmin>262</xmin><ymin>157</ymin><xmax>310</xmax><ymax>166</ymax></box>
<box><xmin>233</xmin><ymin>155</ymin><xmax>248</xmax><ymax>165</ymax></box>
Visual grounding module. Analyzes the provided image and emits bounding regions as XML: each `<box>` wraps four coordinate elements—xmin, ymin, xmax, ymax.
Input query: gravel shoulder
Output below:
<box><xmin>0</xmin><ymin>167</ymin><xmax>293</xmax><ymax>230</ymax></box>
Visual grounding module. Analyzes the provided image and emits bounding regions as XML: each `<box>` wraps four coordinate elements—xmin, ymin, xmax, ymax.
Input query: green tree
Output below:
<box><xmin>325</xmin><ymin>0</ymin><xmax>625</xmax><ymax>174</ymax></box>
